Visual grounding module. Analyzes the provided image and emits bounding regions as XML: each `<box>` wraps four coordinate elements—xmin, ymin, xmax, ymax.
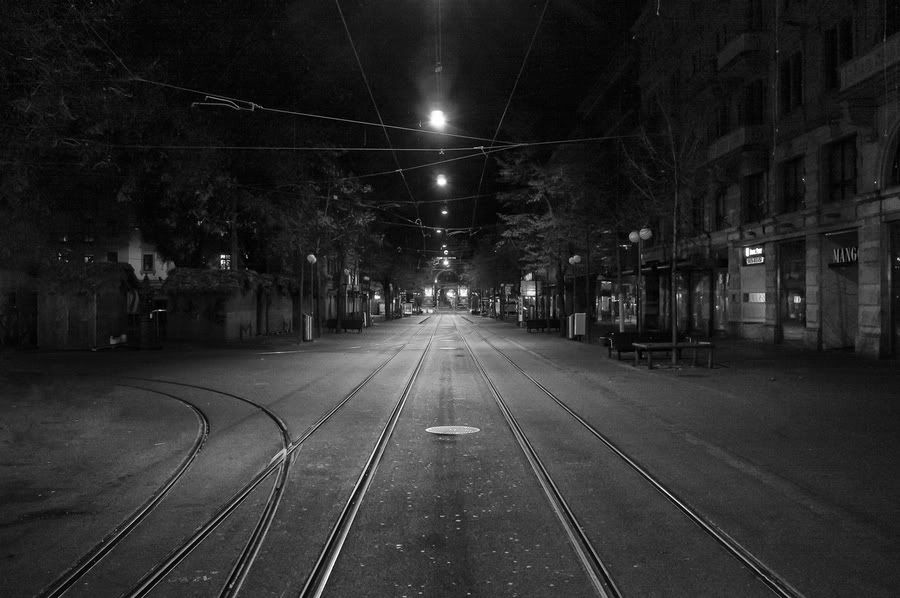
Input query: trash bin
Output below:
<box><xmin>303</xmin><ymin>313</ymin><xmax>313</xmax><ymax>342</ymax></box>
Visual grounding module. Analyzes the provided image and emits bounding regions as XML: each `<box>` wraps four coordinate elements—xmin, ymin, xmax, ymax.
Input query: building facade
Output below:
<box><xmin>587</xmin><ymin>0</ymin><xmax>900</xmax><ymax>357</ymax></box>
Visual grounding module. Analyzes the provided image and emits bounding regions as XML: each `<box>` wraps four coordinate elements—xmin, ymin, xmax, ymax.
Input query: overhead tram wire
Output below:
<box><xmin>78</xmin><ymin>135</ymin><xmax>635</xmax><ymax>158</ymax></box>
<box><xmin>130</xmin><ymin>77</ymin><xmax>517</xmax><ymax>148</ymax></box>
<box><xmin>471</xmin><ymin>0</ymin><xmax>551</xmax><ymax>234</ymax></box>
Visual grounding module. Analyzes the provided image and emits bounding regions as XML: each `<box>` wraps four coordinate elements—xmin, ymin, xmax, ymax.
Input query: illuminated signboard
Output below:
<box><xmin>459</xmin><ymin>286</ymin><xmax>468</xmax><ymax>298</ymax></box>
<box><xmin>520</xmin><ymin>280</ymin><xmax>537</xmax><ymax>297</ymax></box>
<box><xmin>829</xmin><ymin>246</ymin><xmax>858</xmax><ymax>267</ymax></box>
<box><xmin>743</xmin><ymin>246</ymin><xmax>765</xmax><ymax>266</ymax></box>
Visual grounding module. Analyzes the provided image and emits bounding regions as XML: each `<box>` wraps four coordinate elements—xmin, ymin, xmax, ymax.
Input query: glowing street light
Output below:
<box><xmin>443</xmin><ymin>258</ymin><xmax>450</xmax><ymax>266</ymax></box>
<box><xmin>435</xmin><ymin>229</ymin><xmax>442</xmax><ymax>234</ymax></box>
<box><xmin>429</xmin><ymin>109</ymin><xmax>446</xmax><ymax>129</ymax></box>
<box><xmin>436</xmin><ymin>174</ymin><xmax>447</xmax><ymax>187</ymax></box>
<box><xmin>441</xmin><ymin>206</ymin><xmax>448</xmax><ymax>215</ymax></box>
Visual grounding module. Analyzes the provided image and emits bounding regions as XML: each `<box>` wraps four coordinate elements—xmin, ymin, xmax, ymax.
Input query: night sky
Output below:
<box><xmin>123</xmin><ymin>0</ymin><xmax>639</xmax><ymax>255</ymax></box>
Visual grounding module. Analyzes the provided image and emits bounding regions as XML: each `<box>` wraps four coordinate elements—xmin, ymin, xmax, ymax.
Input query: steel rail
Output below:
<box><xmin>124</xmin><ymin>324</ymin><xmax>430</xmax><ymax>597</ymax></box>
<box><xmin>299</xmin><ymin>315</ymin><xmax>442</xmax><ymax>598</ymax></box>
<box><xmin>121</xmin><ymin>379</ymin><xmax>291</xmax><ymax>598</ymax></box>
<box><xmin>36</xmin><ymin>387</ymin><xmax>209</xmax><ymax>598</ymax></box>
<box><xmin>457</xmin><ymin>326</ymin><xmax>621</xmax><ymax>598</ymax></box>
<box><xmin>468</xmin><ymin>324</ymin><xmax>806</xmax><ymax>598</ymax></box>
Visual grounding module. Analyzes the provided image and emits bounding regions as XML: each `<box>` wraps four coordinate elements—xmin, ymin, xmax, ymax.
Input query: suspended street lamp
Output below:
<box><xmin>429</xmin><ymin>109</ymin><xmax>446</xmax><ymax>129</ymax></box>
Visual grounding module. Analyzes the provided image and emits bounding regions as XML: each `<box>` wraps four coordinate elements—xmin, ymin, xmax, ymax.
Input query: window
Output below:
<box><xmin>742</xmin><ymin>79</ymin><xmax>767</xmax><ymax>126</ymax></box>
<box><xmin>781</xmin><ymin>157</ymin><xmax>805</xmax><ymax>213</ymax></box>
<box><xmin>888</xmin><ymin>0</ymin><xmax>900</xmax><ymax>37</ymax></box>
<box><xmin>142</xmin><ymin>253</ymin><xmax>154</xmax><ymax>272</ymax></box>
<box><xmin>824</xmin><ymin>18</ymin><xmax>853</xmax><ymax>90</ymax></box>
<box><xmin>218</xmin><ymin>254</ymin><xmax>231</xmax><ymax>270</ymax></box>
<box><xmin>743</xmin><ymin>172</ymin><xmax>767</xmax><ymax>223</ymax></box>
<box><xmin>692</xmin><ymin>195</ymin><xmax>706</xmax><ymax>234</ymax></box>
<box><xmin>714</xmin><ymin>188</ymin><xmax>728</xmax><ymax>230</ymax></box>
<box><xmin>746</xmin><ymin>0</ymin><xmax>764</xmax><ymax>30</ymax></box>
<box><xmin>106</xmin><ymin>251</ymin><xmax>118</xmax><ymax>263</ymax></box>
<box><xmin>890</xmin><ymin>133</ymin><xmax>900</xmax><ymax>186</ymax></box>
<box><xmin>779</xmin><ymin>52</ymin><xmax>803</xmax><ymax>113</ymax></box>
<box><xmin>827</xmin><ymin>137</ymin><xmax>857</xmax><ymax>202</ymax></box>
<box><xmin>711</xmin><ymin>100</ymin><xmax>730</xmax><ymax>139</ymax></box>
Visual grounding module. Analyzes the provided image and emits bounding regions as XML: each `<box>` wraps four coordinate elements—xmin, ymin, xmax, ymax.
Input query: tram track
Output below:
<box><xmin>37</xmin><ymin>389</ymin><xmax>210</xmax><ymax>598</ymax></box>
<box><xmin>124</xmin><ymin>323</ymin><xmax>434</xmax><ymax>598</ymax></box>
<box><xmin>32</xmin><ymin>322</ymin><xmax>433</xmax><ymax>598</ymax></box>
<box><xmin>298</xmin><ymin>315</ymin><xmax>442</xmax><ymax>598</ymax></box>
<box><xmin>455</xmin><ymin>320</ymin><xmax>621</xmax><ymax>598</ymax></box>
<box><xmin>460</xmin><ymin>319</ymin><xmax>805</xmax><ymax>598</ymax></box>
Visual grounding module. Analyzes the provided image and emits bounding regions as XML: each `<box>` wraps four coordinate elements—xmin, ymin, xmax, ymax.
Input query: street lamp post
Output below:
<box><xmin>306</xmin><ymin>253</ymin><xmax>317</xmax><ymax>341</ymax></box>
<box><xmin>568</xmin><ymin>254</ymin><xmax>583</xmax><ymax>339</ymax></box>
<box><xmin>362</xmin><ymin>275</ymin><xmax>370</xmax><ymax>326</ymax></box>
<box><xmin>628</xmin><ymin>227</ymin><xmax>652</xmax><ymax>336</ymax></box>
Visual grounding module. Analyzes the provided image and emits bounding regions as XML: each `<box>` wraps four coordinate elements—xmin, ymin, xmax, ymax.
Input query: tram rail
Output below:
<box><xmin>459</xmin><ymin>319</ymin><xmax>805</xmax><ymax>598</ymax></box>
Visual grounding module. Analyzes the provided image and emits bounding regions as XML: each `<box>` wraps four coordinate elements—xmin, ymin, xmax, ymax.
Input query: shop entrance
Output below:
<box><xmin>891</xmin><ymin>224</ymin><xmax>900</xmax><ymax>356</ymax></box>
<box><xmin>822</xmin><ymin>230</ymin><xmax>858</xmax><ymax>350</ymax></box>
<box><xmin>778</xmin><ymin>240</ymin><xmax>806</xmax><ymax>343</ymax></box>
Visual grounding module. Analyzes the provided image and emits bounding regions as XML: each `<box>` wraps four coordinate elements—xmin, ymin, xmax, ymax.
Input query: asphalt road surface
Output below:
<box><xmin>2</xmin><ymin>313</ymin><xmax>899</xmax><ymax>597</ymax></box>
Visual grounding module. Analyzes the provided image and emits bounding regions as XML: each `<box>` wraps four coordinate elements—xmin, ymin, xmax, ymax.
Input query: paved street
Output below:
<box><xmin>1</xmin><ymin>314</ymin><xmax>899</xmax><ymax>597</ymax></box>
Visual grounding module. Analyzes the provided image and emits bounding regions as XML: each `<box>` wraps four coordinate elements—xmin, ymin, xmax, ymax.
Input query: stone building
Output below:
<box><xmin>583</xmin><ymin>0</ymin><xmax>900</xmax><ymax>357</ymax></box>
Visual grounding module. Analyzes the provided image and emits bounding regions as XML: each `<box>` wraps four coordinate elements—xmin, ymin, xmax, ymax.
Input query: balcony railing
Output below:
<box><xmin>841</xmin><ymin>32</ymin><xmax>900</xmax><ymax>91</ymax></box>
<box><xmin>717</xmin><ymin>32</ymin><xmax>769</xmax><ymax>71</ymax></box>
<box><xmin>707</xmin><ymin>125</ymin><xmax>769</xmax><ymax>163</ymax></box>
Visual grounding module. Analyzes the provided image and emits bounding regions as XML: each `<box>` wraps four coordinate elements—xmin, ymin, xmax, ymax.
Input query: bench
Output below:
<box><xmin>341</xmin><ymin>318</ymin><xmax>364</xmax><ymax>333</ymax></box>
<box><xmin>631</xmin><ymin>341</ymin><xmax>715</xmax><ymax>369</ymax></box>
<box><xmin>525</xmin><ymin>319</ymin><xmax>548</xmax><ymax>332</ymax></box>
<box><xmin>325</xmin><ymin>318</ymin><xmax>363</xmax><ymax>333</ymax></box>
<box><xmin>607</xmin><ymin>331</ymin><xmax>692</xmax><ymax>360</ymax></box>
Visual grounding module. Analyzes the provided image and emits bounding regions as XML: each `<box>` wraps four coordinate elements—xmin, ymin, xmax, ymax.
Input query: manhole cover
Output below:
<box><xmin>425</xmin><ymin>425</ymin><xmax>480</xmax><ymax>435</ymax></box>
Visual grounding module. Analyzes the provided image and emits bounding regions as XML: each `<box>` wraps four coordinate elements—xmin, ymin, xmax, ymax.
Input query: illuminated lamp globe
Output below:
<box><xmin>306</xmin><ymin>254</ymin><xmax>317</xmax><ymax>264</ymax></box>
<box><xmin>639</xmin><ymin>227</ymin><xmax>653</xmax><ymax>241</ymax></box>
<box><xmin>436</xmin><ymin>174</ymin><xmax>447</xmax><ymax>187</ymax></box>
<box><xmin>429</xmin><ymin>109</ymin><xmax>446</xmax><ymax>129</ymax></box>
<box><xmin>628</xmin><ymin>231</ymin><xmax>640</xmax><ymax>243</ymax></box>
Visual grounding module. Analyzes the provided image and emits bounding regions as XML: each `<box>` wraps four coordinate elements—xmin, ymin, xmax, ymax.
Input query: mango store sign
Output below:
<box><xmin>743</xmin><ymin>246</ymin><xmax>765</xmax><ymax>266</ymax></box>
<box><xmin>830</xmin><ymin>245</ymin><xmax>858</xmax><ymax>267</ymax></box>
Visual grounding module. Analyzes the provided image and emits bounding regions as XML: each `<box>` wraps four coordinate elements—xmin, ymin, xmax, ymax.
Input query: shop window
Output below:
<box><xmin>743</xmin><ymin>172</ymin><xmax>768</xmax><ymax>223</ymax></box>
<box><xmin>781</xmin><ymin>157</ymin><xmax>805</xmax><ymax>213</ymax></box>
<box><xmin>218</xmin><ymin>254</ymin><xmax>231</xmax><ymax>270</ymax></box>
<box><xmin>827</xmin><ymin>136</ymin><xmax>857</xmax><ymax>202</ymax></box>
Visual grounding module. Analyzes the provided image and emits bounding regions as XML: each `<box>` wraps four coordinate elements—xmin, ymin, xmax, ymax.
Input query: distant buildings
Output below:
<box><xmin>581</xmin><ymin>0</ymin><xmax>900</xmax><ymax>357</ymax></box>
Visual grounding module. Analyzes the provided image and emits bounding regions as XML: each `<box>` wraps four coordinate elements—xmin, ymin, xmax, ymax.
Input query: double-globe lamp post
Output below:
<box><xmin>568</xmin><ymin>254</ymin><xmax>589</xmax><ymax>342</ymax></box>
<box><xmin>628</xmin><ymin>227</ymin><xmax>652</xmax><ymax>336</ymax></box>
<box><xmin>306</xmin><ymin>253</ymin><xmax>316</xmax><ymax>340</ymax></box>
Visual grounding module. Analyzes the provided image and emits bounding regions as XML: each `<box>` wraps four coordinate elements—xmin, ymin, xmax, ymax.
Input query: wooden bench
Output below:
<box><xmin>631</xmin><ymin>341</ymin><xmax>715</xmax><ymax>369</ymax></box>
<box><xmin>325</xmin><ymin>318</ymin><xmax>363</xmax><ymax>333</ymax></box>
<box><xmin>341</xmin><ymin>318</ymin><xmax>364</xmax><ymax>333</ymax></box>
<box><xmin>525</xmin><ymin>319</ymin><xmax>548</xmax><ymax>332</ymax></box>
